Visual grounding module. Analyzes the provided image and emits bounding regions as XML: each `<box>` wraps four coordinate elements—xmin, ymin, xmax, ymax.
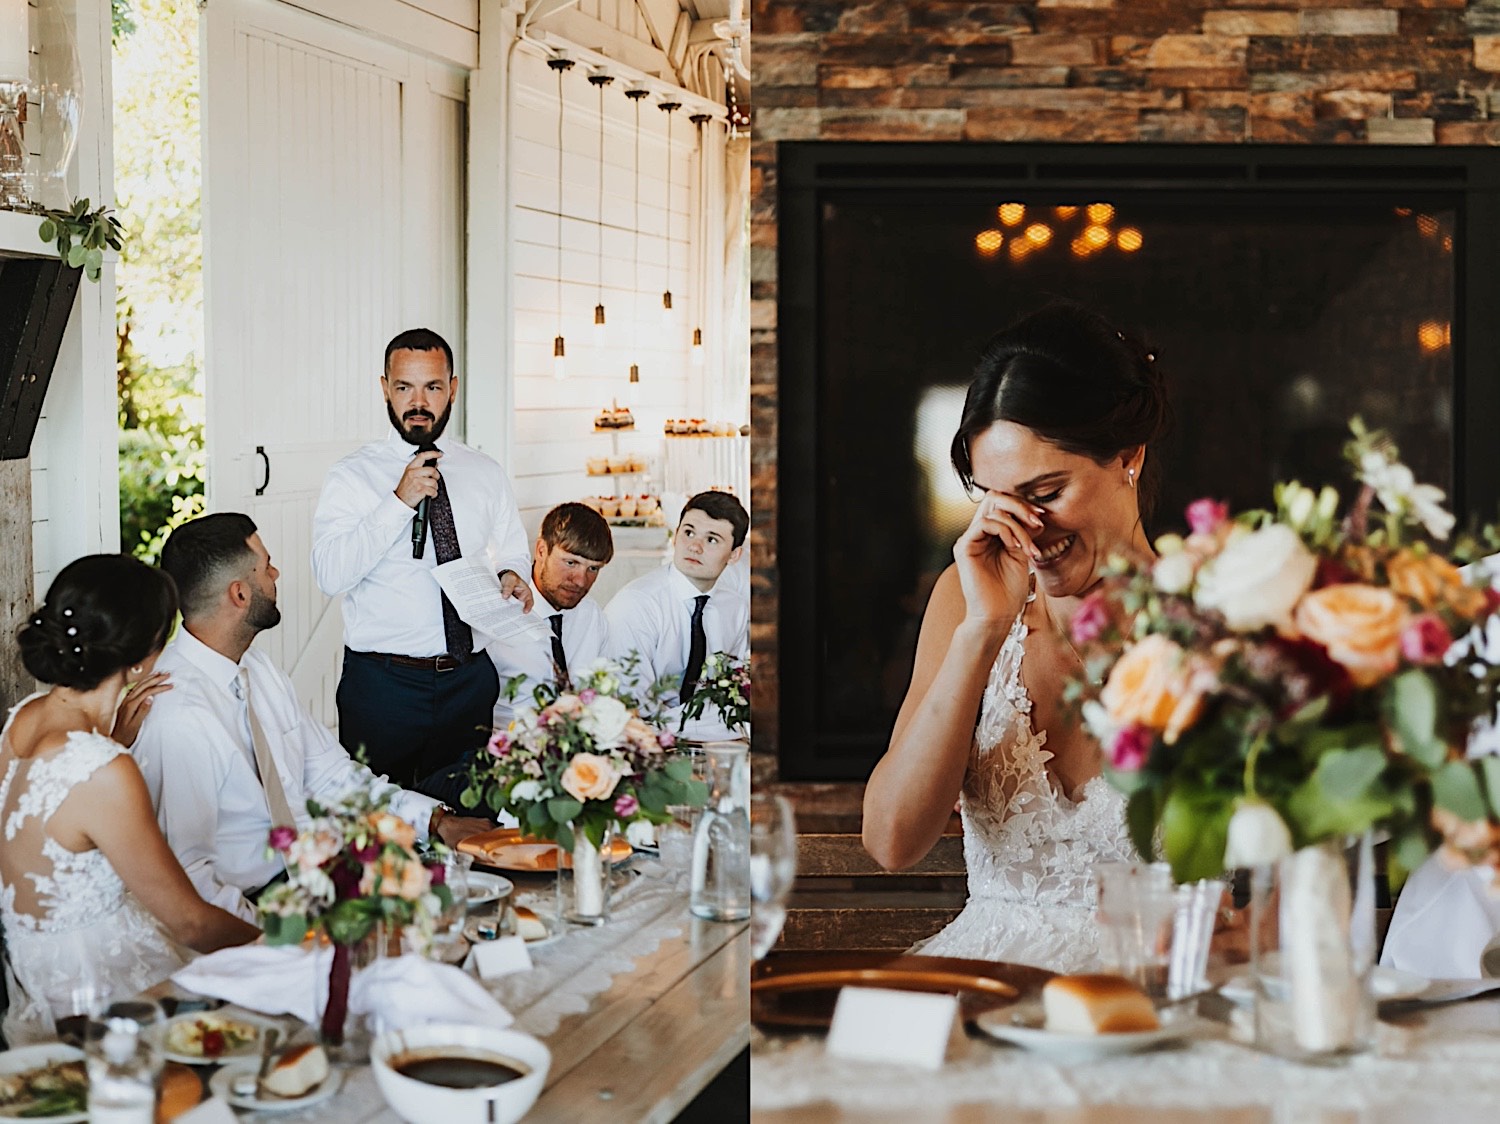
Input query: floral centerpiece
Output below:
<box><xmin>680</xmin><ymin>651</ymin><xmax>751</xmax><ymax>738</ymax></box>
<box><xmin>1071</xmin><ymin>420</ymin><xmax>1500</xmax><ymax>882</ymax></box>
<box><xmin>464</xmin><ymin>658</ymin><xmax>708</xmax><ymax>922</ymax></box>
<box><xmin>1069</xmin><ymin>421</ymin><xmax>1500</xmax><ymax>1057</ymax></box>
<box><xmin>257</xmin><ymin>790</ymin><xmax>453</xmax><ymax>1046</ymax></box>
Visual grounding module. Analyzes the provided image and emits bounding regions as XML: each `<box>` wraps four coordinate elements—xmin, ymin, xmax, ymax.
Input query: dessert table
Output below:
<box><xmin>750</xmin><ymin>990</ymin><xmax>1500</xmax><ymax>1124</ymax></box>
<box><xmin>159</xmin><ymin>861</ymin><xmax>749</xmax><ymax>1122</ymax></box>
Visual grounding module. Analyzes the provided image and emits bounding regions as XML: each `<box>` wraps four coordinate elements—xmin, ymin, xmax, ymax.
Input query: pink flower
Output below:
<box><xmin>268</xmin><ymin>825</ymin><xmax>297</xmax><ymax>853</ymax></box>
<box><xmin>614</xmin><ymin>793</ymin><xmax>639</xmax><ymax>817</ymax></box>
<box><xmin>657</xmin><ymin>731</ymin><xmax>676</xmax><ymax>749</ymax></box>
<box><xmin>1070</xmin><ymin>591</ymin><xmax>1111</xmax><ymax>646</ymax></box>
<box><xmin>427</xmin><ymin>861</ymin><xmax>446</xmax><ymax>886</ymax></box>
<box><xmin>1400</xmin><ymin>613</ymin><xmax>1453</xmax><ymax>665</ymax></box>
<box><xmin>1185</xmin><ymin>498</ymin><xmax>1230</xmax><ymax>537</ymax></box>
<box><xmin>1108</xmin><ymin>725</ymin><xmax>1153</xmax><ymax>772</ymax></box>
<box><xmin>486</xmin><ymin>731</ymin><xmax>510</xmax><ymax>758</ymax></box>
<box><xmin>579</xmin><ymin>688</ymin><xmax>597</xmax><ymax>704</ymax></box>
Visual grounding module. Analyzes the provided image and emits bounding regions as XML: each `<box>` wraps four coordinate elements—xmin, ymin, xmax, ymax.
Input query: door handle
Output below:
<box><xmin>255</xmin><ymin>446</ymin><xmax>270</xmax><ymax>496</ymax></box>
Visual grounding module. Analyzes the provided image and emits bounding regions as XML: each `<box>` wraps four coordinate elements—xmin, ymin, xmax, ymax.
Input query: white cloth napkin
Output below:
<box><xmin>172</xmin><ymin>946</ymin><xmax>513</xmax><ymax>1032</ymax></box>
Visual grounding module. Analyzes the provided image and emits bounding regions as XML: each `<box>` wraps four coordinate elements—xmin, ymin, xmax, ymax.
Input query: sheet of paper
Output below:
<box><xmin>826</xmin><ymin>986</ymin><xmax>964</xmax><ymax>1070</ymax></box>
<box><xmin>432</xmin><ymin>557</ymin><xmax>551</xmax><ymax>646</ymax></box>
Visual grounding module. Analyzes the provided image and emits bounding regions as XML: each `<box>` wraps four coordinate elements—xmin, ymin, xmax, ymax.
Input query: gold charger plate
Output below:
<box><xmin>751</xmin><ymin>951</ymin><xmax>1054</xmax><ymax>1030</ymax></box>
<box><xmin>458</xmin><ymin>827</ymin><xmax>633</xmax><ymax>871</ymax></box>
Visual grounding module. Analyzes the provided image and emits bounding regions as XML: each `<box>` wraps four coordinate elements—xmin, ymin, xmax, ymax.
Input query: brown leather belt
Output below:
<box><xmin>348</xmin><ymin>649</ymin><xmax>475</xmax><ymax>672</ymax></box>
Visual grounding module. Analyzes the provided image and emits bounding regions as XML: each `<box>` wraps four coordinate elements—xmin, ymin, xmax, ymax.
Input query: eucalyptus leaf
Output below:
<box><xmin>66</xmin><ymin>244</ymin><xmax>86</xmax><ymax>268</ymax></box>
<box><xmin>664</xmin><ymin>756</ymin><xmax>694</xmax><ymax>783</ymax></box>
<box><xmin>37</xmin><ymin>219</ymin><xmax>54</xmax><ymax>243</ymax></box>
<box><xmin>1432</xmin><ymin>760</ymin><xmax>1488</xmax><ymax>822</ymax></box>
<box><xmin>1384</xmin><ymin>671</ymin><xmax>1445</xmax><ymax>768</ymax></box>
<box><xmin>1125</xmin><ymin>785</ymin><xmax>1161</xmax><ymax>862</ymax></box>
<box><xmin>556</xmin><ymin>822</ymin><xmax>575</xmax><ymax>852</ymax></box>
<box><xmin>1161</xmin><ymin>787</ymin><xmax>1233</xmax><ymax>882</ymax></box>
<box><xmin>526</xmin><ymin>802</ymin><xmax>551</xmax><ymax>831</ymax></box>
<box><xmin>1314</xmin><ymin>748</ymin><xmax>1386</xmax><ymax>802</ymax></box>
<box><xmin>1480</xmin><ymin>756</ymin><xmax>1500</xmax><ymax>820</ymax></box>
<box><xmin>548</xmin><ymin>796</ymin><xmax>583</xmax><ymax>824</ymax></box>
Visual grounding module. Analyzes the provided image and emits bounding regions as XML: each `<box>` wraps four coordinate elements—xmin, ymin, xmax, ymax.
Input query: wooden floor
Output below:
<box><xmin>766</xmin><ymin>782</ymin><xmax>967</xmax><ymax>952</ymax></box>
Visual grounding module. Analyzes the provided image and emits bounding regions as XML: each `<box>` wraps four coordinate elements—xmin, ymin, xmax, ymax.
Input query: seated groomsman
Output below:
<box><xmin>605</xmin><ymin>490</ymin><xmax>750</xmax><ymax>739</ymax></box>
<box><xmin>132</xmin><ymin>513</ymin><xmax>490</xmax><ymax>921</ymax></box>
<box><xmin>414</xmin><ymin>502</ymin><xmax>614</xmax><ymax>810</ymax></box>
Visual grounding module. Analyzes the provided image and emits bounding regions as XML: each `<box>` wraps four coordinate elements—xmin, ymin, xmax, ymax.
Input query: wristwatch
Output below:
<box><xmin>428</xmin><ymin>802</ymin><xmax>454</xmax><ymax>837</ymax></box>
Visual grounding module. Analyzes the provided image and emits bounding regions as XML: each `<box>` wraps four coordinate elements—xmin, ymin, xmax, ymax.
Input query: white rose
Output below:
<box><xmin>1193</xmin><ymin>523</ymin><xmax>1317</xmax><ymax>632</ymax></box>
<box><xmin>581</xmin><ymin>695</ymin><xmax>631</xmax><ymax>747</ymax></box>
<box><xmin>1408</xmin><ymin>483</ymin><xmax>1455</xmax><ymax>540</ymax></box>
<box><xmin>625</xmin><ymin>819</ymin><xmax>656</xmax><ymax>848</ymax></box>
<box><xmin>510</xmin><ymin>779</ymin><xmax>541</xmax><ymax>802</ymax></box>
<box><xmin>1223</xmin><ymin>799</ymin><xmax>1294</xmax><ymax>869</ymax></box>
<box><xmin>1153</xmin><ymin>551</ymin><xmax>1197</xmax><ymax>595</ymax></box>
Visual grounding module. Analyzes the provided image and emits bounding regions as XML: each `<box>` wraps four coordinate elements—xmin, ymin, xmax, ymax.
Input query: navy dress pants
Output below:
<box><xmin>336</xmin><ymin>649</ymin><xmax>498</xmax><ymax>787</ymax></box>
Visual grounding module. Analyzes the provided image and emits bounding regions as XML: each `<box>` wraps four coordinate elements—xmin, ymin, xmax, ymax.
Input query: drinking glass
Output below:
<box><xmin>1095</xmin><ymin>861</ymin><xmax>1221</xmax><ymax>1001</ymax></box>
<box><xmin>749</xmin><ymin>794</ymin><xmax>797</xmax><ymax>960</ymax></box>
<box><xmin>690</xmin><ymin>743</ymin><xmax>750</xmax><ymax>921</ymax></box>
<box><xmin>428</xmin><ymin>851</ymin><xmax>471</xmax><ymax>963</ymax></box>
<box><xmin>85</xmin><ymin>1012</ymin><xmax>162</xmax><ymax>1124</ymax></box>
<box><xmin>659</xmin><ymin>803</ymin><xmax>698</xmax><ymax>876</ymax></box>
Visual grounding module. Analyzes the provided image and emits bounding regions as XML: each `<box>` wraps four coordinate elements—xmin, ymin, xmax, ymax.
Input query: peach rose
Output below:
<box><xmin>1292</xmin><ymin>583</ymin><xmax>1408</xmax><ymax>687</ymax></box>
<box><xmin>361</xmin><ymin>853</ymin><xmax>430</xmax><ymax>900</ymax></box>
<box><xmin>1388</xmin><ymin>549</ymin><xmax>1487</xmax><ymax>618</ymax></box>
<box><xmin>1100</xmin><ymin>634</ymin><xmax>1213</xmax><ymax>744</ymax></box>
<box><xmin>560</xmin><ymin>752</ymin><xmax>621</xmax><ymax>802</ymax></box>
<box><xmin>367</xmin><ymin>811</ymin><xmax>417</xmax><ymax>850</ymax></box>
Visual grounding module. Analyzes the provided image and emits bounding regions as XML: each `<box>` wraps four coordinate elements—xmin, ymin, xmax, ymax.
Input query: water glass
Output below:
<box><xmin>659</xmin><ymin>803</ymin><xmax>698</xmax><ymax>875</ymax></box>
<box><xmin>690</xmin><ymin>743</ymin><xmax>750</xmax><ymax>921</ymax></box>
<box><xmin>472</xmin><ymin>878</ymin><xmax>516</xmax><ymax>942</ymax></box>
<box><xmin>1095</xmin><ymin>861</ymin><xmax>1219</xmax><ymax>1000</ymax></box>
<box><xmin>428</xmin><ymin>851</ymin><xmax>472</xmax><ymax>962</ymax></box>
<box><xmin>749</xmin><ymin>794</ymin><xmax>797</xmax><ymax>960</ymax></box>
<box><xmin>85</xmin><ymin>1013</ymin><xmax>161</xmax><ymax>1124</ymax></box>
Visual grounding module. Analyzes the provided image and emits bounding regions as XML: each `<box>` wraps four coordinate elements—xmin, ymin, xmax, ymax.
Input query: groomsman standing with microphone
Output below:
<box><xmin>313</xmin><ymin>329</ymin><xmax>533</xmax><ymax>786</ymax></box>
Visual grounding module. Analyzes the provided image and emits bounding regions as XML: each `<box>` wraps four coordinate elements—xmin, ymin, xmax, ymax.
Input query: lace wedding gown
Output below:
<box><xmin>0</xmin><ymin>698</ymin><xmax>187</xmax><ymax>1044</ymax></box>
<box><xmin>915</xmin><ymin>609</ymin><xmax>1138</xmax><ymax>972</ymax></box>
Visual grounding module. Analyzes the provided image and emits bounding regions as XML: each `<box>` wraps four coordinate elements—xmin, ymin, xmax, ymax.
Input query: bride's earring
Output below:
<box><xmin>1127</xmin><ymin>469</ymin><xmax>1136</xmax><ymax>488</ymax></box>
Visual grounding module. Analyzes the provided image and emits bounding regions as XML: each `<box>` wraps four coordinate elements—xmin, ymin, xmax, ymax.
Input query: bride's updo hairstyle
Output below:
<box><xmin>18</xmin><ymin>555</ymin><xmax>178</xmax><ymax>690</ymax></box>
<box><xmin>951</xmin><ymin>301</ymin><xmax>1172</xmax><ymax>518</ymax></box>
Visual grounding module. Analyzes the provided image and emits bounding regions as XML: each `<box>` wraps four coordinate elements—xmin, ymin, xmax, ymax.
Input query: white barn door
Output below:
<box><xmin>200</xmin><ymin>0</ymin><xmax>467</xmax><ymax>724</ymax></box>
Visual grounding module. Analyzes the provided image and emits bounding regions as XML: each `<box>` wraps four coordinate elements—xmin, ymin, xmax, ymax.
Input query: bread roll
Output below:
<box><xmin>261</xmin><ymin>1044</ymin><xmax>330</xmax><ymax>1098</ymax></box>
<box><xmin>1042</xmin><ymin>974</ymin><xmax>1159</xmax><ymax>1034</ymax></box>
<box><xmin>514</xmin><ymin>906</ymin><xmax>549</xmax><ymax>941</ymax></box>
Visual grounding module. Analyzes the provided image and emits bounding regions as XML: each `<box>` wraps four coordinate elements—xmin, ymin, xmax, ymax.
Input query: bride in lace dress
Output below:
<box><xmin>864</xmin><ymin>303</ymin><xmax>1171</xmax><ymax>972</ymax></box>
<box><xmin>1</xmin><ymin>556</ymin><xmax>259</xmax><ymax>1044</ymax></box>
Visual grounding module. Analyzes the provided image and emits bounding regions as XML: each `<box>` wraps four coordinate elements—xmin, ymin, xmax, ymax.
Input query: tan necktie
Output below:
<box><xmin>237</xmin><ymin>667</ymin><xmax>298</xmax><ymax>831</ymax></box>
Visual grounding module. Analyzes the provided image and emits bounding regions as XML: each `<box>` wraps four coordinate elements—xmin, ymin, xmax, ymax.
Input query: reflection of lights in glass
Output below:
<box><xmin>1417</xmin><ymin>321</ymin><xmax>1451</xmax><ymax>352</ymax></box>
<box><xmin>975</xmin><ymin>229</ymin><xmax>1004</xmax><ymax>255</ymax></box>
<box><xmin>1116</xmin><ymin>227</ymin><xmax>1143</xmax><ymax>252</ymax></box>
<box><xmin>1086</xmin><ymin>202</ymin><xmax>1114</xmax><ymax>224</ymax></box>
<box><xmin>1083</xmin><ymin>224</ymin><xmax>1111</xmax><ymax>248</ymax></box>
<box><xmin>1442</xmin><ymin>235</ymin><xmax>1454</xmax><ymax>253</ymax></box>
<box><xmin>1416</xmin><ymin>214</ymin><xmax>1439</xmax><ymax>238</ymax></box>
<box><xmin>1070</xmin><ymin>235</ymin><xmax>1093</xmax><ymax>258</ymax></box>
<box><xmin>1055</xmin><ymin>205</ymin><xmax>1078</xmax><ymax>219</ymax></box>
<box><xmin>998</xmin><ymin>202</ymin><xmax>1026</xmax><ymax>226</ymax></box>
<box><xmin>1024</xmin><ymin>223</ymin><xmax>1052</xmax><ymax>246</ymax></box>
<box><xmin>1394</xmin><ymin>207</ymin><xmax>1412</xmax><ymax>217</ymax></box>
<box><xmin>1008</xmin><ymin>238</ymin><xmax>1032</xmax><ymax>262</ymax></box>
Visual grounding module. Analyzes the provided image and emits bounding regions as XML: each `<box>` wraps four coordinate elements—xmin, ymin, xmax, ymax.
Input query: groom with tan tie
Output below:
<box><xmin>130</xmin><ymin>513</ymin><xmax>489</xmax><ymax>922</ymax></box>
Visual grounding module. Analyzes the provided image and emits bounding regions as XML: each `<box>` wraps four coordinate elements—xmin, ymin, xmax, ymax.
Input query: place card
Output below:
<box><xmin>175</xmin><ymin>1097</ymin><xmax>238</xmax><ymax>1124</ymax></box>
<box><xmin>473</xmin><ymin>934</ymin><xmax>533</xmax><ymax>979</ymax></box>
<box><xmin>826</xmin><ymin>986</ymin><xmax>966</xmax><ymax>1070</ymax></box>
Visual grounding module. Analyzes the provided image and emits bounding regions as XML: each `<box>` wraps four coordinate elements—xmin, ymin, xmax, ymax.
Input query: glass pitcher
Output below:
<box><xmin>690</xmin><ymin>742</ymin><xmax>750</xmax><ymax>921</ymax></box>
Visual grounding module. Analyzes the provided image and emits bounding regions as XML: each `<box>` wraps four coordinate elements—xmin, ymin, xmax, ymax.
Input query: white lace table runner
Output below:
<box><xmin>751</xmin><ymin>1017</ymin><xmax>1500</xmax><ymax>1116</ymax></box>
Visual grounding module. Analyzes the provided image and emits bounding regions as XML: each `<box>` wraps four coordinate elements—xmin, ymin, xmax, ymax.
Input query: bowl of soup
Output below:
<box><xmin>371</xmin><ymin>1022</ymin><xmax>550</xmax><ymax>1124</ymax></box>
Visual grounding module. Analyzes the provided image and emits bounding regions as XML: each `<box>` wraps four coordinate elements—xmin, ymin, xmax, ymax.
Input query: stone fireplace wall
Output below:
<box><xmin>749</xmin><ymin>0</ymin><xmax>1500</xmax><ymax>774</ymax></box>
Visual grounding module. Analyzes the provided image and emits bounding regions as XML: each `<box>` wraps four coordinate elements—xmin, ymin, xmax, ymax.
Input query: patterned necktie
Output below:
<box><xmin>549</xmin><ymin>613</ymin><xmax>570</xmax><ymax>688</ymax></box>
<box><xmin>680</xmin><ymin>594</ymin><xmax>709</xmax><ymax>704</ymax></box>
<box><xmin>427</xmin><ymin>475</ymin><xmax>473</xmax><ymax>658</ymax></box>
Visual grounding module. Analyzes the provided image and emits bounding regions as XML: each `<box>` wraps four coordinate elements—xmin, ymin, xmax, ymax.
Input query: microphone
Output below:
<box><xmin>410</xmin><ymin>442</ymin><xmax>439</xmax><ymax>559</ymax></box>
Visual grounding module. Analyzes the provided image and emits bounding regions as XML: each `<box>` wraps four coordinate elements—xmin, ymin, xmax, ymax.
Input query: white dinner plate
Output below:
<box><xmin>0</xmin><ymin>1043</ymin><xmax>87</xmax><ymax>1122</ymax></box>
<box><xmin>466</xmin><ymin>871</ymin><xmax>515</xmax><ymax>906</ymax></box>
<box><xmin>209</xmin><ymin>1059</ymin><xmax>343</xmax><ymax>1112</ymax></box>
<box><xmin>1219</xmin><ymin>965</ymin><xmax>1429</xmax><ymax>1006</ymax></box>
<box><xmin>161</xmin><ymin>1011</ymin><xmax>278</xmax><ymax>1066</ymax></box>
<box><xmin>973</xmin><ymin>1010</ymin><xmax>1202</xmax><ymax>1063</ymax></box>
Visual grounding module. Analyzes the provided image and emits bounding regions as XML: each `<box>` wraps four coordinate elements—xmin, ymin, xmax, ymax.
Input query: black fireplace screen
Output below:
<box><xmin>777</xmin><ymin>144</ymin><xmax>1500</xmax><ymax>781</ymax></box>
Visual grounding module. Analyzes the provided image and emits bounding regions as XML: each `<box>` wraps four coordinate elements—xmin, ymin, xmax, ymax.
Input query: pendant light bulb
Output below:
<box><xmin>690</xmin><ymin>326</ymin><xmax>704</xmax><ymax>368</ymax></box>
<box><xmin>553</xmin><ymin>335</ymin><xmax>567</xmax><ymax>380</ymax></box>
<box><xmin>594</xmin><ymin>302</ymin><xmax>607</xmax><ymax>339</ymax></box>
<box><xmin>661</xmin><ymin>289</ymin><xmax>675</xmax><ymax>325</ymax></box>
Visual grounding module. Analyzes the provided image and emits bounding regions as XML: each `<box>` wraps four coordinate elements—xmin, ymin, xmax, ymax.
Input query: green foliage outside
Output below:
<box><xmin>113</xmin><ymin>0</ymin><xmax>205</xmax><ymax>562</ymax></box>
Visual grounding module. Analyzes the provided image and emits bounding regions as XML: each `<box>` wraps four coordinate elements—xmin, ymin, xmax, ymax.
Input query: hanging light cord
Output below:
<box><xmin>590</xmin><ymin>70</ymin><xmax>613</xmax><ymax>310</ymax></box>
<box><xmin>548</xmin><ymin>54</ymin><xmax>575</xmax><ymax>352</ymax></box>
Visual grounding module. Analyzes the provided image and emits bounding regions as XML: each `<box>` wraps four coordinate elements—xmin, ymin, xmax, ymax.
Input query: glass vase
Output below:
<box><xmin>315</xmin><ymin>925</ymin><xmax>384</xmax><ymax>1066</ymax></box>
<box><xmin>690</xmin><ymin>742</ymin><xmax>751</xmax><ymax>921</ymax></box>
<box><xmin>1249</xmin><ymin>833</ymin><xmax>1377</xmax><ymax>1063</ymax></box>
<box><xmin>557</xmin><ymin>822</ymin><xmax>615</xmax><ymax>927</ymax></box>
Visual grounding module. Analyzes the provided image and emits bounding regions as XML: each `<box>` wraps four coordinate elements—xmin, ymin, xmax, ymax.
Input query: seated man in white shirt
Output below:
<box><xmin>416</xmin><ymin>502</ymin><xmax>614</xmax><ymax>808</ymax></box>
<box><xmin>132</xmin><ymin>513</ymin><xmax>490</xmax><ymax>921</ymax></box>
<box><xmin>605</xmin><ymin>490</ymin><xmax>750</xmax><ymax>740</ymax></box>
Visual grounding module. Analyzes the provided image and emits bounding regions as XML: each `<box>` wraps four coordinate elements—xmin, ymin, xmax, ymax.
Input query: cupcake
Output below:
<box><xmin>599</xmin><ymin>496</ymin><xmax>620</xmax><ymax>517</ymax></box>
<box><xmin>618</xmin><ymin>495</ymin><xmax>639</xmax><ymax>518</ymax></box>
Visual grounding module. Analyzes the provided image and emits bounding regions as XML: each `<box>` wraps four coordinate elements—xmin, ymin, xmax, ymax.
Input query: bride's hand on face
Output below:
<box><xmin>953</xmin><ymin>490</ymin><xmax>1044</xmax><ymax>628</ymax></box>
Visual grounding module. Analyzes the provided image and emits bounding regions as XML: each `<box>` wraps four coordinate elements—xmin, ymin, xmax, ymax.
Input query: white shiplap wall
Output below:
<box><xmin>508</xmin><ymin>46</ymin><xmax>709</xmax><ymax>530</ymax></box>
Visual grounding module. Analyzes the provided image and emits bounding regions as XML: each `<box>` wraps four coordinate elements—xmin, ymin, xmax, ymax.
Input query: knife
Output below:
<box><xmin>254</xmin><ymin>1027</ymin><xmax>281</xmax><ymax>1098</ymax></box>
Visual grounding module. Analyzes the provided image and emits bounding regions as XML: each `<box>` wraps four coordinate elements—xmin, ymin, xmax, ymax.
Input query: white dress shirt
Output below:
<box><xmin>132</xmin><ymin>629</ymin><xmax>440</xmax><ymax>921</ymax></box>
<box><xmin>489</xmin><ymin>582</ymin><xmax>610</xmax><ymax>729</ymax></box>
<box><xmin>603</xmin><ymin>562</ymin><xmax>749</xmax><ymax>741</ymax></box>
<box><xmin>311</xmin><ymin>431</ymin><xmax>531</xmax><ymax>657</ymax></box>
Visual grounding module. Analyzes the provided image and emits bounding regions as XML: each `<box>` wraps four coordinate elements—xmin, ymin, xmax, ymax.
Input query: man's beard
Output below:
<box><xmin>247</xmin><ymin>587</ymin><xmax>282</xmax><ymax>632</ymax></box>
<box><xmin>387</xmin><ymin>399</ymin><xmax>454</xmax><ymax>445</ymax></box>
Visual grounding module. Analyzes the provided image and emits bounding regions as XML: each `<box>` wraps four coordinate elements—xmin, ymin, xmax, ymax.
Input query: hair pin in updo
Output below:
<box><xmin>31</xmin><ymin>616</ymin><xmax>41</xmax><ymax>627</ymax></box>
<box><xmin>1146</xmin><ymin>352</ymin><xmax>1156</xmax><ymax>363</ymax></box>
<box><xmin>62</xmin><ymin>608</ymin><xmax>72</xmax><ymax>617</ymax></box>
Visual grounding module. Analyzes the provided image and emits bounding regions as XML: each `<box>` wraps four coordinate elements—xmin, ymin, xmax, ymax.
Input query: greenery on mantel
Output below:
<box><xmin>37</xmin><ymin>199</ymin><xmax>123</xmax><ymax>282</ymax></box>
